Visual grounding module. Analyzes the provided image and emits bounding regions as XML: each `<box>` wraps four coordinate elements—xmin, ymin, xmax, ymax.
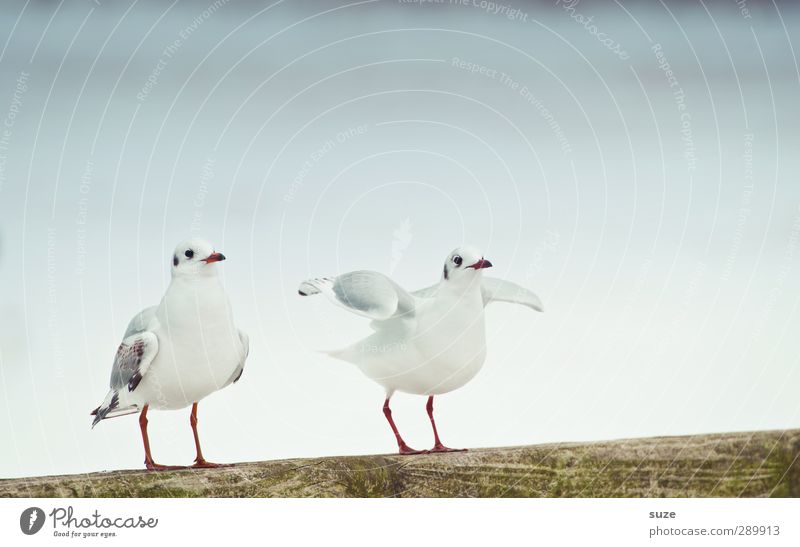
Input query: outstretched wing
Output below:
<box><xmin>411</xmin><ymin>282</ymin><xmax>440</xmax><ymax>299</ymax></box>
<box><xmin>109</xmin><ymin>331</ymin><xmax>159</xmax><ymax>392</ymax></box>
<box><xmin>298</xmin><ymin>270</ymin><xmax>416</xmax><ymax>321</ymax></box>
<box><xmin>482</xmin><ymin>278</ymin><xmax>544</xmax><ymax>312</ymax></box>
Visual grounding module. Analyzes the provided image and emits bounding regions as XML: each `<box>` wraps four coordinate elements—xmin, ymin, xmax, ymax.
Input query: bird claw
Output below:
<box><xmin>428</xmin><ymin>444</ymin><xmax>467</xmax><ymax>454</ymax></box>
<box><xmin>144</xmin><ymin>462</ymin><xmax>187</xmax><ymax>471</ymax></box>
<box><xmin>191</xmin><ymin>459</ymin><xmax>230</xmax><ymax>469</ymax></box>
<box><xmin>397</xmin><ymin>443</ymin><xmax>428</xmax><ymax>456</ymax></box>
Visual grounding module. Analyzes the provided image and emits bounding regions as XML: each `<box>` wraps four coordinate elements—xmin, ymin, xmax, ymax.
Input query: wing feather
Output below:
<box><xmin>92</xmin><ymin>327</ymin><xmax>158</xmax><ymax>427</ymax></box>
<box><xmin>481</xmin><ymin>278</ymin><xmax>544</xmax><ymax>312</ymax></box>
<box><xmin>226</xmin><ymin>330</ymin><xmax>249</xmax><ymax>385</ymax></box>
<box><xmin>122</xmin><ymin>306</ymin><xmax>157</xmax><ymax>338</ymax></box>
<box><xmin>109</xmin><ymin>332</ymin><xmax>158</xmax><ymax>392</ymax></box>
<box><xmin>410</xmin><ymin>283</ymin><xmax>440</xmax><ymax>299</ymax></box>
<box><xmin>299</xmin><ymin>271</ymin><xmax>415</xmax><ymax>321</ymax></box>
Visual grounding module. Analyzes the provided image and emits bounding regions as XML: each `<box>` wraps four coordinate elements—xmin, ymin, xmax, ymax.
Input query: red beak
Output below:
<box><xmin>468</xmin><ymin>258</ymin><xmax>493</xmax><ymax>270</ymax></box>
<box><xmin>203</xmin><ymin>252</ymin><xmax>226</xmax><ymax>264</ymax></box>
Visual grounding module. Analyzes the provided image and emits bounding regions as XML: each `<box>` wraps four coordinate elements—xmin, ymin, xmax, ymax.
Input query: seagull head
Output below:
<box><xmin>171</xmin><ymin>238</ymin><xmax>226</xmax><ymax>278</ymax></box>
<box><xmin>442</xmin><ymin>246</ymin><xmax>492</xmax><ymax>284</ymax></box>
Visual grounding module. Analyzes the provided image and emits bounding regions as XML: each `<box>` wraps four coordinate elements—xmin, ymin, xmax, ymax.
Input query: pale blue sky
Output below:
<box><xmin>0</xmin><ymin>0</ymin><xmax>799</xmax><ymax>478</ymax></box>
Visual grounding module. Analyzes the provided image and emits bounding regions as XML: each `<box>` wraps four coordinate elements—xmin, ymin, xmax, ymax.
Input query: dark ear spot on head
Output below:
<box><xmin>173</xmin><ymin>255</ymin><xmax>179</xmax><ymax>267</ymax></box>
<box><xmin>443</xmin><ymin>264</ymin><xmax>449</xmax><ymax>280</ymax></box>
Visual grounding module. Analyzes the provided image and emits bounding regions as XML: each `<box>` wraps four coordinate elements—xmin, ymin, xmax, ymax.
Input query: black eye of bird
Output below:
<box><xmin>185</xmin><ymin>250</ymin><xmax>194</xmax><ymax>259</ymax></box>
<box><xmin>453</xmin><ymin>255</ymin><xmax>463</xmax><ymax>266</ymax></box>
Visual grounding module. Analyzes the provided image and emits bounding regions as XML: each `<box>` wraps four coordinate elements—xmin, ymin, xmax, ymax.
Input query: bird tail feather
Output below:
<box><xmin>90</xmin><ymin>390</ymin><xmax>138</xmax><ymax>428</ymax></box>
<box><xmin>319</xmin><ymin>346</ymin><xmax>360</xmax><ymax>365</ymax></box>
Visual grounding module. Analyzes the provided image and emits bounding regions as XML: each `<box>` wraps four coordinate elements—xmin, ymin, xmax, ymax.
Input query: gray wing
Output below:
<box><xmin>225</xmin><ymin>330</ymin><xmax>249</xmax><ymax>386</ymax></box>
<box><xmin>481</xmin><ymin>278</ymin><xmax>544</xmax><ymax>312</ymax></box>
<box><xmin>123</xmin><ymin>306</ymin><xmax>157</xmax><ymax>338</ymax></box>
<box><xmin>109</xmin><ymin>331</ymin><xmax>158</xmax><ymax>392</ymax></box>
<box><xmin>411</xmin><ymin>282</ymin><xmax>440</xmax><ymax>299</ymax></box>
<box><xmin>298</xmin><ymin>270</ymin><xmax>416</xmax><ymax>321</ymax></box>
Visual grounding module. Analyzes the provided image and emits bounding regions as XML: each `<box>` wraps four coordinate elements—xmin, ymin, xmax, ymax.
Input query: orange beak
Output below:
<box><xmin>468</xmin><ymin>258</ymin><xmax>493</xmax><ymax>270</ymax></box>
<box><xmin>203</xmin><ymin>252</ymin><xmax>226</xmax><ymax>264</ymax></box>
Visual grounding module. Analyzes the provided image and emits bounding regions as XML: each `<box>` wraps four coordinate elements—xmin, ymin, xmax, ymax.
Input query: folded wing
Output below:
<box><xmin>92</xmin><ymin>331</ymin><xmax>158</xmax><ymax>427</ymax></box>
<box><xmin>481</xmin><ymin>278</ymin><xmax>544</xmax><ymax>312</ymax></box>
<box><xmin>225</xmin><ymin>330</ymin><xmax>249</xmax><ymax>386</ymax></box>
<box><xmin>109</xmin><ymin>332</ymin><xmax>159</xmax><ymax>393</ymax></box>
<box><xmin>298</xmin><ymin>270</ymin><xmax>416</xmax><ymax>321</ymax></box>
<box><xmin>123</xmin><ymin>305</ymin><xmax>157</xmax><ymax>338</ymax></box>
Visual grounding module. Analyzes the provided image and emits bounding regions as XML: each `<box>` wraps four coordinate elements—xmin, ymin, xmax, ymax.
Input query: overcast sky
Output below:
<box><xmin>0</xmin><ymin>0</ymin><xmax>799</xmax><ymax>479</ymax></box>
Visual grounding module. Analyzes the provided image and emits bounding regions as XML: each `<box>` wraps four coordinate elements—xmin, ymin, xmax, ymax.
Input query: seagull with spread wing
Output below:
<box><xmin>91</xmin><ymin>238</ymin><xmax>249</xmax><ymax>470</ymax></box>
<box><xmin>299</xmin><ymin>246</ymin><xmax>543</xmax><ymax>454</ymax></box>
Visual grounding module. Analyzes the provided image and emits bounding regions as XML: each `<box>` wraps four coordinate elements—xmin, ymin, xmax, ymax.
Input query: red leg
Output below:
<box><xmin>383</xmin><ymin>398</ymin><xmax>425</xmax><ymax>455</ymax></box>
<box><xmin>139</xmin><ymin>405</ymin><xmax>185</xmax><ymax>471</ymax></box>
<box><xmin>426</xmin><ymin>396</ymin><xmax>466</xmax><ymax>453</ymax></box>
<box><xmin>190</xmin><ymin>402</ymin><xmax>228</xmax><ymax>468</ymax></box>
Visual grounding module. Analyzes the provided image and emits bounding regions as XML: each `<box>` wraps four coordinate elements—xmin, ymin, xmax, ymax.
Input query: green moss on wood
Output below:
<box><xmin>1</xmin><ymin>430</ymin><xmax>797</xmax><ymax>498</ymax></box>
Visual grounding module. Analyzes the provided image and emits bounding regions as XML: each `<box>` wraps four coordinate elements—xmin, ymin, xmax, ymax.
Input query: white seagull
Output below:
<box><xmin>91</xmin><ymin>238</ymin><xmax>249</xmax><ymax>470</ymax></box>
<box><xmin>299</xmin><ymin>246</ymin><xmax>543</xmax><ymax>454</ymax></box>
